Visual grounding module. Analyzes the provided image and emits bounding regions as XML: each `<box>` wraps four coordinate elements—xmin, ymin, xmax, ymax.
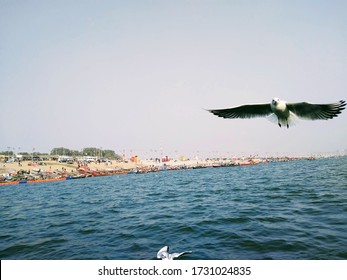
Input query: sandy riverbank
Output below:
<box><xmin>0</xmin><ymin>157</ymin><xmax>238</xmax><ymax>173</ymax></box>
<box><xmin>0</xmin><ymin>158</ymin><xmax>239</xmax><ymax>178</ymax></box>
<box><xmin>0</xmin><ymin>160</ymin><xmax>139</xmax><ymax>174</ymax></box>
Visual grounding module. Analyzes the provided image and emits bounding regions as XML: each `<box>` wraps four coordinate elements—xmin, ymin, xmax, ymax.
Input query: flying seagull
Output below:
<box><xmin>208</xmin><ymin>98</ymin><xmax>346</xmax><ymax>128</ymax></box>
<box><xmin>157</xmin><ymin>246</ymin><xmax>192</xmax><ymax>260</ymax></box>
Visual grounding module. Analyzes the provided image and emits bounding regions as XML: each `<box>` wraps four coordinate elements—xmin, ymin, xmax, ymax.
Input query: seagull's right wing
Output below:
<box><xmin>286</xmin><ymin>100</ymin><xmax>346</xmax><ymax>120</ymax></box>
<box><xmin>208</xmin><ymin>103</ymin><xmax>272</xmax><ymax>119</ymax></box>
<box><xmin>171</xmin><ymin>251</ymin><xmax>192</xmax><ymax>259</ymax></box>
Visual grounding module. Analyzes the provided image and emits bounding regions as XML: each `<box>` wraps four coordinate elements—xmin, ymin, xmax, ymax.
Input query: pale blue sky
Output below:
<box><xmin>1</xmin><ymin>0</ymin><xmax>346</xmax><ymax>158</ymax></box>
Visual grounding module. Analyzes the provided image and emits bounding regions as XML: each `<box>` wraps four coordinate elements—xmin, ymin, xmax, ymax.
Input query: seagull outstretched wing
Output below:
<box><xmin>286</xmin><ymin>100</ymin><xmax>346</xmax><ymax>120</ymax></box>
<box><xmin>208</xmin><ymin>103</ymin><xmax>272</xmax><ymax>119</ymax></box>
<box><xmin>170</xmin><ymin>251</ymin><xmax>193</xmax><ymax>259</ymax></box>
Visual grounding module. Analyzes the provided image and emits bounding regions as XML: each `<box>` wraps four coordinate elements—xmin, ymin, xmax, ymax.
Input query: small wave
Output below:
<box><xmin>176</xmin><ymin>225</ymin><xmax>195</xmax><ymax>233</ymax></box>
<box><xmin>118</xmin><ymin>232</ymin><xmax>136</xmax><ymax>239</ymax></box>
<box><xmin>198</xmin><ymin>217</ymin><xmax>251</xmax><ymax>226</ymax></box>
<box><xmin>255</xmin><ymin>216</ymin><xmax>287</xmax><ymax>223</ymax></box>
<box><xmin>48</xmin><ymin>220</ymin><xmax>77</xmax><ymax>228</ymax></box>
<box><xmin>78</xmin><ymin>228</ymin><xmax>98</xmax><ymax>234</ymax></box>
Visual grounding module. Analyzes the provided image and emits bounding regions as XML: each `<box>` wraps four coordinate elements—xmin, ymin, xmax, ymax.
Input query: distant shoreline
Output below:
<box><xmin>1</xmin><ymin>155</ymin><xmax>345</xmax><ymax>186</ymax></box>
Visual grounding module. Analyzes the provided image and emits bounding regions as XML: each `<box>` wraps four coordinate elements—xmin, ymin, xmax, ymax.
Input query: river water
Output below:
<box><xmin>1</xmin><ymin>157</ymin><xmax>346</xmax><ymax>259</ymax></box>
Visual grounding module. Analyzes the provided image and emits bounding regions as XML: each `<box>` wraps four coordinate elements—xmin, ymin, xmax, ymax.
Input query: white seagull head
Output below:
<box><xmin>208</xmin><ymin>98</ymin><xmax>346</xmax><ymax>128</ymax></box>
<box><xmin>271</xmin><ymin>97</ymin><xmax>280</xmax><ymax>106</ymax></box>
<box><xmin>157</xmin><ymin>246</ymin><xmax>192</xmax><ymax>260</ymax></box>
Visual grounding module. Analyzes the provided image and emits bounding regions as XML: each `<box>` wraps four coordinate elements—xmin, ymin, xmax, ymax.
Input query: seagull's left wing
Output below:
<box><xmin>157</xmin><ymin>246</ymin><xmax>169</xmax><ymax>259</ymax></box>
<box><xmin>286</xmin><ymin>100</ymin><xmax>346</xmax><ymax>120</ymax></box>
<box><xmin>208</xmin><ymin>103</ymin><xmax>272</xmax><ymax>119</ymax></box>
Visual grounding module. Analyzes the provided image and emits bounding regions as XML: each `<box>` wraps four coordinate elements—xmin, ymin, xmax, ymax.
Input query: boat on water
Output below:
<box><xmin>0</xmin><ymin>177</ymin><xmax>67</xmax><ymax>186</ymax></box>
<box><xmin>66</xmin><ymin>174</ymin><xmax>87</xmax><ymax>180</ymax></box>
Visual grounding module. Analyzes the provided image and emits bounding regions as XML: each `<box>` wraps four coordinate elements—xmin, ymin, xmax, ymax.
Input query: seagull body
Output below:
<box><xmin>157</xmin><ymin>246</ymin><xmax>192</xmax><ymax>260</ymax></box>
<box><xmin>208</xmin><ymin>98</ymin><xmax>346</xmax><ymax>128</ymax></box>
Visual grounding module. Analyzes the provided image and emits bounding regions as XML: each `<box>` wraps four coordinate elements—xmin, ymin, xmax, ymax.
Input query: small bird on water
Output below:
<box><xmin>208</xmin><ymin>98</ymin><xmax>346</xmax><ymax>128</ymax></box>
<box><xmin>157</xmin><ymin>246</ymin><xmax>192</xmax><ymax>260</ymax></box>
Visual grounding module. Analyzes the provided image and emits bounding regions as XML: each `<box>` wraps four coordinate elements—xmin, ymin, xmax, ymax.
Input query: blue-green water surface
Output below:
<box><xmin>1</xmin><ymin>157</ymin><xmax>346</xmax><ymax>259</ymax></box>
